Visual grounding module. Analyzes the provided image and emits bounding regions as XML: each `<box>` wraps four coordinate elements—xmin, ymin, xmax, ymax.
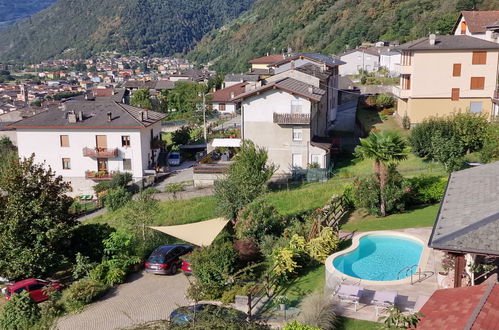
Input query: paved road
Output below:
<box><xmin>156</xmin><ymin>161</ymin><xmax>196</xmax><ymax>190</ymax></box>
<box><xmin>57</xmin><ymin>271</ymin><xmax>190</xmax><ymax>330</ymax></box>
<box><xmin>214</xmin><ymin>115</ymin><xmax>240</xmax><ymax>131</ymax></box>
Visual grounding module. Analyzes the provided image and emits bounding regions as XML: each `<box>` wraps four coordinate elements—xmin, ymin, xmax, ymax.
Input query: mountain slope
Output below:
<box><xmin>0</xmin><ymin>0</ymin><xmax>56</xmax><ymax>30</ymax></box>
<box><xmin>0</xmin><ymin>0</ymin><xmax>254</xmax><ymax>62</ymax></box>
<box><xmin>188</xmin><ymin>0</ymin><xmax>499</xmax><ymax>73</ymax></box>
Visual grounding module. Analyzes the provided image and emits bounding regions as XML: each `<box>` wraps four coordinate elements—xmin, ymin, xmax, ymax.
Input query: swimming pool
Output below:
<box><xmin>331</xmin><ymin>234</ymin><xmax>423</xmax><ymax>282</ymax></box>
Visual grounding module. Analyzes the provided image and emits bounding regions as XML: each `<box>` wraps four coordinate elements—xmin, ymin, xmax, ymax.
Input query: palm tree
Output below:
<box><xmin>354</xmin><ymin>131</ymin><xmax>409</xmax><ymax>216</ymax></box>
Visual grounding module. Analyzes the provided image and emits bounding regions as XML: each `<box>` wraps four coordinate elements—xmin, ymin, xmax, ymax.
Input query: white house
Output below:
<box><xmin>211</xmin><ymin>82</ymin><xmax>247</xmax><ymax>114</ymax></box>
<box><xmin>379</xmin><ymin>50</ymin><xmax>401</xmax><ymax>76</ymax></box>
<box><xmin>338</xmin><ymin>49</ymin><xmax>380</xmax><ymax>76</ymax></box>
<box><xmin>234</xmin><ymin>53</ymin><xmax>343</xmax><ymax>176</ymax></box>
<box><xmin>10</xmin><ymin>98</ymin><xmax>166</xmax><ymax>196</ymax></box>
<box><xmin>453</xmin><ymin>11</ymin><xmax>499</xmax><ymax>43</ymax></box>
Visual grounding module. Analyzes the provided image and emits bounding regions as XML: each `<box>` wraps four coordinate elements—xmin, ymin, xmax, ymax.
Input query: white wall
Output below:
<box><xmin>380</xmin><ymin>53</ymin><xmax>401</xmax><ymax>76</ymax></box>
<box><xmin>454</xmin><ymin>16</ymin><xmax>499</xmax><ymax>43</ymax></box>
<box><xmin>243</xmin><ymin>90</ymin><xmax>311</xmax><ymax>122</ymax></box>
<box><xmin>16</xmin><ymin>127</ymin><xmax>157</xmax><ymax>180</ymax></box>
<box><xmin>339</xmin><ymin>51</ymin><xmax>380</xmax><ymax>75</ymax></box>
<box><xmin>213</xmin><ymin>102</ymin><xmax>237</xmax><ymax>113</ymax></box>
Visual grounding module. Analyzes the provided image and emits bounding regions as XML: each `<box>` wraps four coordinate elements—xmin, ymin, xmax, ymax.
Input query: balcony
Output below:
<box><xmin>391</xmin><ymin>86</ymin><xmax>411</xmax><ymax>99</ymax></box>
<box><xmin>85</xmin><ymin>171</ymin><xmax>115</xmax><ymax>181</ymax></box>
<box><xmin>82</xmin><ymin>147</ymin><xmax>119</xmax><ymax>158</ymax></box>
<box><xmin>394</xmin><ymin>63</ymin><xmax>413</xmax><ymax>75</ymax></box>
<box><xmin>273</xmin><ymin>113</ymin><xmax>311</xmax><ymax>125</ymax></box>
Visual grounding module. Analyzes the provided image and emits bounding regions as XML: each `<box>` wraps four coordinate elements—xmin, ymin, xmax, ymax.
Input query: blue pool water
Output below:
<box><xmin>333</xmin><ymin>235</ymin><xmax>423</xmax><ymax>281</ymax></box>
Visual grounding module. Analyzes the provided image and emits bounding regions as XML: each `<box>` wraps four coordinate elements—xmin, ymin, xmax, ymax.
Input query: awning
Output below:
<box><xmin>211</xmin><ymin>138</ymin><xmax>241</xmax><ymax>148</ymax></box>
<box><xmin>150</xmin><ymin>218</ymin><xmax>229</xmax><ymax>246</ymax></box>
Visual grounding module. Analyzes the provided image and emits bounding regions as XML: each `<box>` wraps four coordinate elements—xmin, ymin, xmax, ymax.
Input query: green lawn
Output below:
<box><xmin>341</xmin><ymin>204</ymin><xmax>440</xmax><ymax>232</ymax></box>
<box><xmin>336</xmin><ymin>317</ymin><xmax>378</xmax><ymax>330</ymax></box>
<box><xmin>281</xmin><ymin>265</ymin><xmax>325</xmax><ymax>307</ymax></box>
<box><xmin>357</xmin><ymin>108</ymin><xmax>407</xmax><ymax>136</ymax></box>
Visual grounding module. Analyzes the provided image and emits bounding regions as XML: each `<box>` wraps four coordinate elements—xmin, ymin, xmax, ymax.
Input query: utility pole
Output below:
<box><xmin>199</xmin><ymin>92</ymin><xmax>207</xmax><ymax>143</ymax></box>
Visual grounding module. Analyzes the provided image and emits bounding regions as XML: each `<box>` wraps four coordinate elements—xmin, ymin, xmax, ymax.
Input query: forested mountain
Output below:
<box><xmin>188</xmin><ymin>0</ymin><xmax>499</xmax><ymax>73</ymax></box>
<box><xmin>0</xmin><ymin>0</ymin><xmax>56</xmax><ymax>30</ymax></box>
<box><xmin>0</xmin><ymin>0</ymin><xmax>254</xmax><ymax>62</ymax></box>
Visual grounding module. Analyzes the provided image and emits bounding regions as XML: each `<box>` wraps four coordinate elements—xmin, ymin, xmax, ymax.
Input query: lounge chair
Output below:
<box><xmin>373</xmin><ymin>290</ymin><xmax>398</xmax><ymax>317</ymax></box>
<box><xmin>335</xmin><ymin>284</ymin><xmax>364</xmax><ymax>312</ymax></box>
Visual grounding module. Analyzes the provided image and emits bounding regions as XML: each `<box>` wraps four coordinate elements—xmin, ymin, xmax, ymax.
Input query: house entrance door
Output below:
<box><xmin>97</xmin><ymin>158</ymin><xmax>108</xmax><ymax>172</ymax></box>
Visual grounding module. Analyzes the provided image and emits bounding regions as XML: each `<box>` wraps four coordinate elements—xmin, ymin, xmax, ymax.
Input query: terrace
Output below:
<box><xmin>82</xmin><ymin>147</ymin><xmax>119</xmax><ymax>158</ymax></box>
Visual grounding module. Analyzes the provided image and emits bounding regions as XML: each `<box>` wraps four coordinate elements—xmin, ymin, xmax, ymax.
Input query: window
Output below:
<box><xmin>461</xmin><ymin>21</ymin><xmax>467</xmax><ymax>34</ymax></box>
<box><xmin>452</xmin><ymin>64</ymin><xmax>461</xmax><ymax>77</ymax></box>
<box><xmin>28</xmin><ymin>283</ymin><xmax>45</xmax><ymax>291</ymax></box>
<box><xmin>123</xmin><ymin>158</ymin><xmax>132</xmax><ymax>171</ymax></box>
<box><xmin>292</xmin><ymin>128</ymin><xmax>303</xmax><ymax>141</ymax></box>
<box><xmin>96</xmin><ymin>135</ymin><xmax>107</xmax><ymax>149</ymax></box>
<box><xmin>291</xmin><ymin>100</ymin><xmax>302</xmax><ymax>114</ymax></box>
<box><xmin>451</xmin><ymin>88</ymin><xmax>460</xmax><ymax>101</ymax></box>
<box><xmin>219</xmin><ymin>103</ymin><xmax>226</xmax><ymax>111</ymax></box>
<box><xmin>470</xmin><ymin>102</ymin><xmax>483</xmax><ymax>114</ymax></box>
<box><xmin>311</xmin><ymin>154</ymin><xmax>321</xmax><ymax>167</ymax></box>
<box><xmin>97</xmin><ymin>159</ymin><xmax>108</xmax><ymax>172</ymax></box>
<box><xmin>121</xmin><ymin>135</ymin><xmax>131</xmax><ymax>147</ymax></box>
<box><xmin>62</xmin><ymin>158</ymin><xmax>71</xmax><ymax>170</ymax></box>
<box><xmin>472</xmin><ymin>51</ymin><xmax>487</xmax><ymax>65</ymax></box>
<box><xmin>292</xmin><ymin>154</ymin><xmax>302</xmax><ymax>168</ymax></box>
<box><xmin>470</xmin><ymin>77</ymin><xmax>485</xmax><ymax>90</ymax></box>
<box><xmin>60</xmin><ymin>135</ymin><xmax>69</xmax><ymax>147</ymax></box>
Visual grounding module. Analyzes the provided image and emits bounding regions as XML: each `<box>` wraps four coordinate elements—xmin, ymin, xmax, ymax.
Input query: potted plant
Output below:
<box><xmin>438</xmin><ymin>253</ymin><xmax>455</xmax><ymax>287</ymax></box>
<box><xmin>275</xmin><ymin>295</ymin><xmax>289</xmax><ymax>311</ymax></box>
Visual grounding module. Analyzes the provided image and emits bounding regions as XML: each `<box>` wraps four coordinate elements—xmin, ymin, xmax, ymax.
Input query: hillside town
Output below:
<box><xmin>1</xmin><ymin>8</ymin><xmax>499</xmax><ymax>330</ymax></box>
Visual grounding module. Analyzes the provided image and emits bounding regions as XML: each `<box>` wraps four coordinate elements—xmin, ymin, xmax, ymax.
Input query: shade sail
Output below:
<box><xmin>150</xmin><ymin>218</ymin><xmax>229</xmax><ymax>246</ymax></box>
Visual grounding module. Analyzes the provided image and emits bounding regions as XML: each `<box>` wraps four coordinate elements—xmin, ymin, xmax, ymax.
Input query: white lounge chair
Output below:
<box><xmin>373</xmin><ymin>290</ymin><xmax>398</xmax><ymax>317</ymax></box>
<box><xmin>336</xmin><ymin>284</ymin><xmax>364</xmax><ymax>312</ymax></box>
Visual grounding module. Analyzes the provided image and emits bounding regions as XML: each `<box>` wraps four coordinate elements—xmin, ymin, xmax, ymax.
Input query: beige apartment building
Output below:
<box><xmin>393</xmin><ymin>35</ymin><xmax>499</xmax><ymax>125</ymax></box>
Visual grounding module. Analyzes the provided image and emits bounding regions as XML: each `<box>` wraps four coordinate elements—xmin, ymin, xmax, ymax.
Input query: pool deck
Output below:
<box><xmin>333</xmin><ymin>227</ymin><xmax>444</xmax><ymax>322</ymax></box>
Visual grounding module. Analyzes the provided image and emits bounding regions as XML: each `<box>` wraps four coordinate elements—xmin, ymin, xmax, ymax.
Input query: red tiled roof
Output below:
<box><xmin>248</xmin><ymin>54</ymin><xmax>285</xmax><ymax>64</ymax></box>
<box><xmin>418</xmin><ymin>284</ymin><xmax>499</xmax><ymax>330</ymax></box>
<box><xmin>212</xmin><ymin>82</ymin><xmax>247</xmax><ymax>103</ymax></box>
<box><xmin>461</xmin><ymin>11</ymin><xmax>499</xmax><ymax>33</ymax></box>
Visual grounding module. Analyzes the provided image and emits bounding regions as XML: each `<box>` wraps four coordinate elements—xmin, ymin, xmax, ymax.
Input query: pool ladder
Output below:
<box><xmin>397</xmin><ymin>264</ymin><xmax>421</xmax><ymax>284</ymax></box>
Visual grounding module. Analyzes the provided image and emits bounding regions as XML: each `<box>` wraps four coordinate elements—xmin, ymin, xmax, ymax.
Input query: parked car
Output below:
<box><xmin>145</xmin><ymin>244</ymin><xmax>193</xmax><ymax>275</ymax></box>
<box><xmin>169</xmin><ymin>304</ymin><xmax>246</xmax><ymax>325</ymax></box>
<box><xmin>167</xmin><ymin>151</ymin><xmax>182</xmax><ymax>166</ymax></box>
<box><xmin>180</xmin><ymin>254</ymin><xmax>193</xmax><ymax>275</ymax></box>
<box><xmin>3</xmin><ymin>278</ymin><xmax>63</xmax><ymax>303</ymax></box>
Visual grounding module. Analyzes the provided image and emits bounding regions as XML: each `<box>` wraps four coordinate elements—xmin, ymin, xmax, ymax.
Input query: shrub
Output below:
<box><xmin>104</xmin><ymin>186</ymin><xmax>132</xmax><ymax>211</ymax></box>
<box><xmin>297</xmin><ymin>291</ymin><xmax>337</xmax><ymax>330</ymax></box>
<box><xmin>0</xmin><ymin>291</ymin><xmax>40</xmax><ymax>330</ymax></box>
<box><xmin>480</xmin><ymin>123</ymin><xmax>499</xmax><ymax>163</ymax></box>
<box><xmin>402</xmin><ymin>113</ymin><xmax>411</xmax><ymax>130</ymax></box>
<box><xmin>164</xmin><ymin>182</ymin><xmax>184</xmax><ymax>199</ymax></box>
<box><xmin>364</xmin><ymin>95</ymin><xmax>377</xmax><ymax>108</ymax></box>
<box><xmin>171</xmin><ymin>126</ymin><xmax>192</xmax><ymax>146</ymax></box>
<box><xmin>376</xmin><ymin>94</ymin><xmax>395</xmax><ymax>109</ymax></box>
<box><xmin>271</xmin><ymin>247</ymin><xmax>300</xmax><ymax>280</ymax></box>
<box><xmin>409</xmin><ymin>117</ymin><xmax>454</xmax><ymax>158</ymax></box>
<box><xmin>72</xmin><ymin>252</ymin><xmax>97</xmax><ymax>280</ymax></box>
<box><xmin>235</xmin><ymin>200</ymin><xmax>285</xmax><ymax>243</ymax></box>
<box><xmin>284</xmin><ymin>321</ymin><xmax>321</xmax><ymax>330</ymax></box>
<box><xmin>190</xmin><ymin>242</ymin><xmax>238</xmax><ymax>298</ymax></box>
<box><xmin>62</xmin><ymin>278</ymin><xmax>109</xmax><ymax>313</ymax></box>
<box><xmin>233</xmin><ymin>238</ymin><xmax>261</xmax><ymax>262</ymax></box>
<box><xmin>220</xmin><ymin>283</ymin><xmax>254</xmax><ymax>304</ymax></box>
<box><xmin>408</xmin><ymin>175</ymin><xmax>448</xmax><ymax>205</ymax></box>
<box><xmin>353</xmin><ymin>169</ymin><xmax>410</xmax><ymax>216</ymax></box>
<box><xmin>67</xmin><ymin>223</ymin><xmax>115</xmax><ymax>262</ymax></box>
<box><xmin>307</xmin><ymin>228</ymin><xmax>340</xmax><ymax>263</ymax></box>
<box><xmin>94</xmin><ymin>172</ymin><xmax>132</xmax><ymax>193</ymax></box>
<box><xmin>430</xmin><ymin>134</ymin><xmax>465</xmax><ymax>172</ymax></box>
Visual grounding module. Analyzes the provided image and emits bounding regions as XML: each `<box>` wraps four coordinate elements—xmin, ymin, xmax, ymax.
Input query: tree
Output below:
<box><xmin>0</xmin><ymin>156</ymin><xmax>76</xmax><ymax>279</ymax></box>
<box><xmin>130</xmin><ymin>88</ymin><xmax>153</xmax><ymax>109</ymax></box>
<box><xmin>0</xmin><ymin>291</ymin><xmax>41</xmax><ymax>330</ymax></box>
<box><xmin>167</xmin><ymin>82</ymin><xmax>207</xmax><ymax>113</ymax></box>
<box><xmin>214</xmin><ymin>141</ymin><xmax>276</xmax><ymax>220</ymax></box>
<box><xmin>354</xmin><ymin>132</ymin><xmax>409</xmax><ymax>216</ymax></box>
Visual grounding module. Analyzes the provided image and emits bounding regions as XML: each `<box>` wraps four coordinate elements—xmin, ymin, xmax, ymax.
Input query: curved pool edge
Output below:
<box><xmin>325</xmin><ymin>230</ymin><xmax>430</xmax><ymax>286</ymax></box>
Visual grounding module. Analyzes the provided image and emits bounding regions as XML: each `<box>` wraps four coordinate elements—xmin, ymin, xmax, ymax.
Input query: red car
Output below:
<box><xmin>4</xmin><ymin>278</ymin><xmax>63</xmax><ymax>303</ymax></box>
<box><xmin>181</xmin><ymin>254</ymin><xmax>192</xmax><ymax>275</ymax></box>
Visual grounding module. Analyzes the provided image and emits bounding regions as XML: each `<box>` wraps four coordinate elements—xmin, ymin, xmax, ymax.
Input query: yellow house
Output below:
<box><xmin>393</xmin><ymin>35</ymin><xmax>499</xmax><ymax>125</ymax></box>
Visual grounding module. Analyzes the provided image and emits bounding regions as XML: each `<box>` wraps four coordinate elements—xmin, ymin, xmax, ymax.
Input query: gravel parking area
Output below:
<box><xmin>57</xmin><ymin>271</ymin><xmax>190</xmax><ymax>330</ymax></box>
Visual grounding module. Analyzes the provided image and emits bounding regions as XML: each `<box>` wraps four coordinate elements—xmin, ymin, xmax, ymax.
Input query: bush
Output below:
<box><xmin>190</xmin><ymin>242</ymin><xmax>238</xmax><ymax>298</ymax></box>
<box><xmin>353</xmin><ymin>169</ymin><xmax>410</xmax><ymax>216</ymax></box>
<box><xmin>409</xmin><ymin>117</ymin><xmax>454</xmax><ymax>158</ymax></box>
<box><xmin>376</xmin><ymin>94</ymin><xmax>395</xmax><ymax>109</ymax></box>
<box><xmin>297</xmin><ymin>291</ymin><xmax>337</xmax><ymax>330</ymax></box>
<box><xmin>0</xmin><ymin>291</ymin><xmax>40</xmax><ymax>330</ymax></box>
<box><xmin>408</xmin><ymin>175</ymin><xmax>448</xmax><ymax>205</ymax></box>
<box><xmin>307</xmin><ymin>228</ymin><xmax>340</xmax><ymax>263</ymax></box>
<box><xmin>430</xmin><ymin>134</ymin><xmax>465</xmax><ymax>172</ymax></box>
<box><xmin>220</xmin><ymin>283</ymin><xmax>254</xmax><ymax>304</ymax></box>
<box><xmin>67</xmin><ymin>223</ymin><xmax>115</xmax><ymax>262</ymax></box>
<box><xmin>233</xmin><ymin>238</ymin><xmax>261</xmax><ymax>262</ymax></box>
<box><xmin>62</xmin><ymin>278</ymin><xmax>109</xmax><ymax>313</ymax></box>
<box><xmin>94</xmin><ymin>172</ymin><xmax>133</xmax><ymax>194</ymax></box>
<box><xmin>235</xmin><ymin>200</ymin><xmax>285</xmax><ymax>243</ymax></box>
<box><xmin>72</xmin><ymin>252</ymin><xmax>97</xmax><ymax>280</ymax></box>
<box><xmin>104</xmin><ymin>186</ymin><xmax>132</xmax><ymax>211</ymax></box>
<box><xmin>171</xmin><ymin>126</ymin><xmax>192</xmax><ymax>146</ymax></box>
<box><xmin>364</xmin><ymin>95</ymin><xmax>377</xmax><ymax>108</ymax></box>
<box><xmin>284</xmin><ymin>321</ymin><xmax>321</xmax><ymax>330</ymax></box>
<box><xmin>480</xmin><ymin>123</ymin><xmax>499</xmax><ymax>163</ymax></box>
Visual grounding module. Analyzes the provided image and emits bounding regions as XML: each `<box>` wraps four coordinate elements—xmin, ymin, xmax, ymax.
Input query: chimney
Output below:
<box><xmin>78</xmin><ymin>111</ymin><xmax>83</xmax><ymax>122</ymax></box>
<box><xmin>230</xmin><ymin>92</ymin><xmax>235</xmax><ymax>99</ymax></box>
<box><xmin>68</xmin><ymin>111</ymin><xmax>77</xmax><ymax>123</ymax></box>
<box><xmin>308</xmin><ymin>86</ymin><xmax>314</xmax><ymax>94</ymax></box>
<box><xmin>140</xmin><ymin>111</ymin><xmax>144</xmax><ymax>121</ymax></box>
<box><xmin>107</xmin><ymin>111</ymin><xmax>112</xmax><ymax>122</ymax></box>
<box><xmin>429</xmin><ymin>34</ymin><xmax>436</xmax><ymax>46</ymax></box>
<box><xmin>291</xmin><ymin>60</ymin><xmax>295</xmax><ymax>70</ymax></box>
<box><xmin>144</xmin><ymin>109</ymin><xmax>149</xmax><ymax>120</ymax></box>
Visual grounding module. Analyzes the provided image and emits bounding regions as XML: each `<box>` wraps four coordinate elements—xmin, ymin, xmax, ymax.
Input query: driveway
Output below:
<box><xmin>57</xmin><ymin>271</ymin><xmax>190</xmax><ymax>330</ymax></box>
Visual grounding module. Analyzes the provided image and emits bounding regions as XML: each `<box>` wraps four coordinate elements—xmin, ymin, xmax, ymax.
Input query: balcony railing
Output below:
<box><xmin>273</xmin><ymin>113</ymin><xmax>310</xmax><ymax>125</ymax></box>
<box><xmin>82</xmin><ymin>147</ymin><xmax>119</xmax><ymax>158</ymax></box>
<box><xmin>394</xmin><ymin>63</ymin><xmax>412</xmax><ymax>75</ymax></box>
<box><xmin>391</xmin><ymin>86</ymin><xmax>410</xmax><ymax>99</ymax></box>
<box><xmin>85</xmin><ymin>171</ymin><xmax>114</xmax><ymax>181</ymax></box>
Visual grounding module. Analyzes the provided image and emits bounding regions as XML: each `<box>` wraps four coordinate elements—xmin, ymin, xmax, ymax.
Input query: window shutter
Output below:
<box><xmin>461</xmin><ymin>21</ymin><xmax>467</xmax><ymax>34</ymax></box>
<box><xmin>451</xmin><ymin>88</ymin><xmax>460</xmax><ymax>101</ymax></box>
<box><xmin>470</xmin><ymin>77</ymin><xmax>485</xmax><ymax>90</ymax></box>
<box><xmin>452</xmin><ymin>64</ymin><xmax>461</xmax><ymax>77</ymax></box>
<box><xmin>472</xmin><ymin>52</ymin><xmax>487</xmax><ymax>65</ymax></box>
<box><xmin>60</xmin><ymin>135</ymin><xmax>69</xmax><ymax>147</ymax></box>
